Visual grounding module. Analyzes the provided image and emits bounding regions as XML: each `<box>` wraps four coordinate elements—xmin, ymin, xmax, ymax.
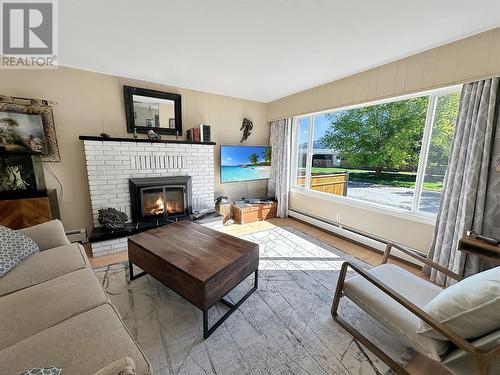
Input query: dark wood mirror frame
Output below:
<box><xmin>123</xmin><ymin>85</ymin><xmax>182</xmax><ymax>135</ymax></box>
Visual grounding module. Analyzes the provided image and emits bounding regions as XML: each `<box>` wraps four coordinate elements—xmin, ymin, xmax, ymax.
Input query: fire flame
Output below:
<box><xmin>155</xmin><ymin>195</ymin><xmax>165</xmax><ymax>213</ymax></box>
<box><xmin>146</xmin><ymin>194</ymin><xmax>164</xmax><ymax>215</ymax></box>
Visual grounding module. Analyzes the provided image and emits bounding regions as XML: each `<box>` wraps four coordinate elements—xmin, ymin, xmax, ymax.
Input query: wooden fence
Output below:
<box><xmin>297</xmin><ymin>173</ymin><xmax>349</xmax><ymax>196</ymax></box>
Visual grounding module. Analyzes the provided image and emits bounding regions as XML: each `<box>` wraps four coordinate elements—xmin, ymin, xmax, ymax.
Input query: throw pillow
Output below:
<box><xmin>417</xmin><ymin>266</ymin><xmax>500</xmax><ymax>340</ymax></box>
<box><xmin>0</xmin><ymin>225</ymin><xmax>39</xmax><ymax>277</ymax></box>
<box><xmin>18</xmin><ymin>367</ymin><xmax>62</xmax><ymax>375</ymax></box>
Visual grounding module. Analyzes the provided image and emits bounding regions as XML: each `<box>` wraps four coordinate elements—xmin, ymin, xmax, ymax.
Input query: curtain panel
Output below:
<box><xmin>427</xmin><ymin>78</ymin><xmax>500</xmax><ymax>286</ymax></box>
<box><xmin>267</xmin><ymin>119</ymin><xmax>291</xmax><ymax>218</ymax></box>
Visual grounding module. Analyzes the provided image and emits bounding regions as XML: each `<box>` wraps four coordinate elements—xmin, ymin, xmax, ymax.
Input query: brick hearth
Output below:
<box><xmin>82</xmin><ymin>139</ymin><xmax>215</xmax><ymax>256</ymax></box>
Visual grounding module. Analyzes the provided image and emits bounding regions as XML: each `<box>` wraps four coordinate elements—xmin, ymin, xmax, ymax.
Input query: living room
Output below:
<box><xmin>0</xmin><ymin>1</ymin><xmax>499</xmax><ymax>375</ymax></box>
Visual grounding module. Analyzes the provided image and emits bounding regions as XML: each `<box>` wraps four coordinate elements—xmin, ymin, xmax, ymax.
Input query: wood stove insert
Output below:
<box><xmin>129</xmin><ymin>176</ymin><xmax>192</xmax><ymax>224</ymax></box>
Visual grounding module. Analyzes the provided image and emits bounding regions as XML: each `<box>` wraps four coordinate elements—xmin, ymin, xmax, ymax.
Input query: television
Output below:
<box><xmin>220</xmin><ymin>145</ymin><xmax>271</xmax><ymax>183</ymax></box>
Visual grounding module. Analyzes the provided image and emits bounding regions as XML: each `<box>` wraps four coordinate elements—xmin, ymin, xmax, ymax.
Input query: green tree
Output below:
<box><xmin>263</xmin><ymin>148</ymin><xmax>272</xmax><ymax>164</ymax></box>
<box><xmin>320</xmin><ymin>97</ymin><xmax>429</xmax><ymax>176</ymax></box>
<box><xmin>248</xmin><ymin>153</ymin><xmax>259</xmax><ymax>165</ymax></box>
<box><xmin>427</xmin><ymin>92</ymin><xmax>460</xmax><ymax>168</ymax></box>
<box><xmin>0</xmin><ymin>118</ymin><xmax>20</xmax><ymax>143</ymax></box>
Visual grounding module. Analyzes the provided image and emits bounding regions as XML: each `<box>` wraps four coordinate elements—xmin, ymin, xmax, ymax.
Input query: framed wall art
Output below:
<box><xmin>0</xmin><ymin>96</ymin><xmax>60</xmax><ymax>162</ymax></box>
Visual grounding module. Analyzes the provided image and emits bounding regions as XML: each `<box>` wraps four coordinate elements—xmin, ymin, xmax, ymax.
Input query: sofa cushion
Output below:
<box><xmin>93</xmin><ymin>357</ymin><xmax>136</xmax><ymax>375</ymax></box>
<box><xmin>0</xmin><ymin>243</ymin><xmax>89</xmax><ymax>296</ymax></box>
<box><xmin>343</xmin><ymin>263</ymin><xmax>448</xmax><ymax>360</ymax></box>
<box><xmin>0</xmin><ymin>225</ymin><xmax>39</xmax><ymax>277</ymax></box>
<box><xmin>417</xmin><ymin>266</ymin><xmax>500</xmax><ymax>340</ymax></box>
<box><xmin>0</xmin><ymin>268</ymin><xmax>108</xmax><ymax>350</ymax></box>
<box><xmin>0</xmin><ymin>303</ymin><xmax>151</xmax><ymax>375</ymax></box>
<box><xmin>18</xmin><ymin>220</ymin><xmax>70</xmax><ymax>251</ymax></box>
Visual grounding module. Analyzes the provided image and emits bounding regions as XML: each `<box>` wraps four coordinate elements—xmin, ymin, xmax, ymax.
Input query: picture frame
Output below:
<box><xmin>0</xmin><ymin>96</ymin><xmax>60</xmax><ymax>162</ymax></box>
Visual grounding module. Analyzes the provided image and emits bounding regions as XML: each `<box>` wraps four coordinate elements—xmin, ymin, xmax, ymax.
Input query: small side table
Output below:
<box><xmin>458</xmin><ymin>236</ymin><xmax>500</xmax><ymax>264</ymax></box>
<box><xmin>232</xmin><ymin>200</ymin><xmax>277</xmax><ymax>224</ymax></box>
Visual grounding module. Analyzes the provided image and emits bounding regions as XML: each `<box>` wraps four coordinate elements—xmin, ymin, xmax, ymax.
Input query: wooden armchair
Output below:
<box><xmin>331</xmin><ymin>244</ymin><xmax>500</xmax><ymax>375</ymax></box>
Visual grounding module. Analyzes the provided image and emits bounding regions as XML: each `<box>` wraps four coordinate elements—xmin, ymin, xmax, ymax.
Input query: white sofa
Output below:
<box><xmin>0</xmin><ymin>220</ymin><xmax>151</xmax><ymax>375</ymax></box>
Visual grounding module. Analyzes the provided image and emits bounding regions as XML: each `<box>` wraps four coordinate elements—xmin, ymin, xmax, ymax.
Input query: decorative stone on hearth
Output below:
<box><xmin>98</xmin><ymin>207</ymin><xmax>128</xmax><ymax>230</ymax></box>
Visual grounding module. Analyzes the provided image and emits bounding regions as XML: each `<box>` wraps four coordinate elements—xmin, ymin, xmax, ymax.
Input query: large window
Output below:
<box><xmin>292</xmin><ymin>86</ymin><xmax>461</xmax><ymax>216</ymax></box>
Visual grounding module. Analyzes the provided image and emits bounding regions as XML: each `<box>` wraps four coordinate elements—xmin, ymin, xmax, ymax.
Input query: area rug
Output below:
<box><xmin>95</xmin><ymin>225</ymin><xmax>414</xmax><ymax>375</ymax></box>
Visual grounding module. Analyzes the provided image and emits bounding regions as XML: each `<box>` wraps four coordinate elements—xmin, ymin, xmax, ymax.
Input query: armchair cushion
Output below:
<box><xmin>417</xmin><ymin>266</ymin><xmax>500</xmax><ymax>340</ymax></box>
<box><xmin>441</xmin><ymin>329</ymin><xmax>500</xmax><ymax>375</ymax></box>
<box><xmin>343</xmin><ymin>263</ymin><xmax>448</xmax><ymax>360</ymax></box>
<box><xmin>18</xmin><ymin>220</ymin><xmax>70</xmax><ymax>251</ymax></box>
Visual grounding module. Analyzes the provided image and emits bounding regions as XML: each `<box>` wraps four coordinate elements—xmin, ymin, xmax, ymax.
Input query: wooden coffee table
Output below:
<box><xmin>127</xmin><ymin>221</ymin><xmax>259</xmax><ymax>339</ymax></box>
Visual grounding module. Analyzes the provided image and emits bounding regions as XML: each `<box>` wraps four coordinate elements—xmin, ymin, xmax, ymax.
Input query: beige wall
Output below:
<box><xmin>268</xmin><ymin>27</ymin><xmax>500</xmax><ymax>120</ymax></box>
<box><xmin>268</xmin><ymin>27</ymin><xmax>500</xmax><ymax>253</ymax></box>
<box><xmin>0</xmin><ymin>66</ymin><xmax>268</xmax><ymax>231</ymax></box>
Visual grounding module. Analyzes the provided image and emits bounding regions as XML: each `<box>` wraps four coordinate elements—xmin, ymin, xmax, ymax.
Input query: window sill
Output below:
<box><xmin>290</xmin><ymin>187</ymin><xmax>437</xmax><ymax>226</ymax></box>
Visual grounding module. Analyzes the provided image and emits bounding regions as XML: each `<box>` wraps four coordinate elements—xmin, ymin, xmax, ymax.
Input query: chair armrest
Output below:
<box><xmin>381</xmin><ymin>243</ymin><xmax>463</xmax><ymax>281</ymax></box>
<box><xmin>18</xmin><ymin>219</ymin><xmax>70</xmax><ymax>251</ymax></box>
<box><xmin>92</xmin><ymin>357</ymin><xmax>136</xmax><ymax>375</ymax></box>
<box><xmin>334</xmin><ymin>261</ymin><xmax>491</xmax><ymax>358</ymax></box>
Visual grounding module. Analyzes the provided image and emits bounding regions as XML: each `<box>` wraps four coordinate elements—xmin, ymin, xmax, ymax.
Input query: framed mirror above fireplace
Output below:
<box><xmin>129</xmin><ymin>176</ymin><xmax>192</xmax><ymax>223</ymax></box>
<box><xmin>124</xmin><ymin>85</ymin><xmax>182</xmax><ymax>135</ymax></box>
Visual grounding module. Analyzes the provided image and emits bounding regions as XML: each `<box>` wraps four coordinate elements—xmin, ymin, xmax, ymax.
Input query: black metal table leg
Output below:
<box><xmin>203</xmin><ymin>269</ymin><xmax>258</xmax><ymax>339</ymax></box>
<box><xmin>129</xmin><ymin>261</ymin><xmax>146</xmax><ymax>281</ymax></box>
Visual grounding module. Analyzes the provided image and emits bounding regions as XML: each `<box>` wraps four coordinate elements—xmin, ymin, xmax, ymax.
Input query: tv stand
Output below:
<box><xmin>232</xmin><ymin>199</ymin><xmax>277</xmax><ymax>224</ymax></box>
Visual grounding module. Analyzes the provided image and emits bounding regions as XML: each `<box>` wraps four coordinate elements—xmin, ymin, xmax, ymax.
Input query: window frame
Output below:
<box><xmin>290</xmin><ymin>84</ymin><xmax>462</xmax><ymax>221</ymax></box>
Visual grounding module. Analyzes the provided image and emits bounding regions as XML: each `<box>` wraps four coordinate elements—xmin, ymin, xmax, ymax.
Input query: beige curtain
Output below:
<box><xmin>267</xmin><ymin>119</ymin><xmax>291</xmax><ymax>218</ymax></box>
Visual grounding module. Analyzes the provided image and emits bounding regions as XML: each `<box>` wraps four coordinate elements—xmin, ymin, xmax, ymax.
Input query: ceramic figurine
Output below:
<box><xmin>240</xmin><ymin>118</ymin><xmax>253</xmax><ymax>142</ymax></box>
<box><xmin>147</xmin><ymin>130</ymin><xmax>161</xmax><ymax>141</ymax></box>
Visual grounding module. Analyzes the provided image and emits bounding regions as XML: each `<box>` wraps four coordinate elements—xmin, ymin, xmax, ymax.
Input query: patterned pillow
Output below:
<box><xmin>18</xmin><ymin>367</ymin><xmax>62</xmax><ymax>375</ymax></box>
<box><xmin>0</xmin><ymin>225</ymin><xmax>39</xmax><ymax>277</ymax></box>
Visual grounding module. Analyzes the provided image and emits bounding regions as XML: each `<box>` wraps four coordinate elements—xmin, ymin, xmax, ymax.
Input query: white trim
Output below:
<box><xmin>288</xmin><ymin>209</ymin><xmax>423</xmax><ymax>266</ymax></box>
<box><xmin>290</xmin><ymin>117</ymin><xmax>299</xmax><ymax>187</ymax></box>
<box><xmin>413</xmin><ymin>94</ymin><xmax>438</xmax><ymax>211</ymax></box>
<box><xmin>284</xmin><ymin>117</ymin><xmax>293</xmax><ymax>217</ymax></box>
<box><xmin>290</xmin><ymin>84</ymin><xmax>462</xmax><ymax>219</ymax></box>
<box><xmin>295</xmin><ymin>84</ymin><xmax>462</xmax><ymax>119</ymax></box>
<box><xmin>290</xmin><ymin>187</ymin><xmax>436</xmax><ymax>225</ymax></box>
<box><xmin>290</xmin><ymin>209</ymin><xmax>387</xmax><ymax>251</ymax></box>
<box><xmin>305</xmin><ymin>114</ymin><xmax>314</xmax><ymax>189</ymax></box>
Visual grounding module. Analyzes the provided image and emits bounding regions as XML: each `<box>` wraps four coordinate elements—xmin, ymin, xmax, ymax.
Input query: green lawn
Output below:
<box><xmin>311</xmin><ymin>167</ymin><xmax>444</xmax><ymax>191</ymax></box>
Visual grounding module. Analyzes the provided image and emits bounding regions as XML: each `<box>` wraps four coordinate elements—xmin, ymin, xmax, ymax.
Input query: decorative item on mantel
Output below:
<box><xmin>186</xmin><ymin>125</ymin><xmax>211</xmax><ymax>142</ymax></box>
<box><xmin>240</xmin><ymin>118</ymin><xmax>253</xmax><ymax>142</ymax></box>
<box><xmin>147</xmin><ymin>129</ymin><xmax>161</xmax><ymax>140</ymax></box>
<box><xmin>98</xmin><ymin>207</ymin><xmax>128</xmax><ymax>230</ymax></box>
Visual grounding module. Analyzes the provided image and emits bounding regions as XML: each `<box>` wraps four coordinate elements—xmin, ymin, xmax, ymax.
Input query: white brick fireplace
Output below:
<box><xmin>82</xmin><ymin>138</ymin><xmax>215</xmax><ymax>256</ymax></box>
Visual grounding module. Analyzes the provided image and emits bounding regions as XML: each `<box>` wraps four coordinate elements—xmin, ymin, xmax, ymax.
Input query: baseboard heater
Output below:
<box><xmin>65</xmin><ymin>228</ymin><xmax>88</xmax><ymax>244</ymax></box>
<box><xmin>288</xmin><ymin>209</ymin><xmax>426</xmax><ymax>266</ymax></box>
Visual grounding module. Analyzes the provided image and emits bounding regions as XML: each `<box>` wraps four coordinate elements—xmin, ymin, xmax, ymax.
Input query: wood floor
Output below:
<box><xmin>87</xmin><ymin>217</ymin><xmax>451</xmax><ymax>375</ymax></box>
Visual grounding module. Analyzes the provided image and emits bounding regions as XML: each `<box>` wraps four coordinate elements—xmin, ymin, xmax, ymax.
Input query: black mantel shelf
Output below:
<box><xmin>79</xmin><ymin>135</ymin><xmax>216</xmax><ymax>146</ymax></box>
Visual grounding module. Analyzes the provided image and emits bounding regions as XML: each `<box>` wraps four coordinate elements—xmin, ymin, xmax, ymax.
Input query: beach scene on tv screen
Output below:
<box><xmin>221</xmin><ymin>146</ymin><xmax>271</xmax><ymax>182</ymax></box>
